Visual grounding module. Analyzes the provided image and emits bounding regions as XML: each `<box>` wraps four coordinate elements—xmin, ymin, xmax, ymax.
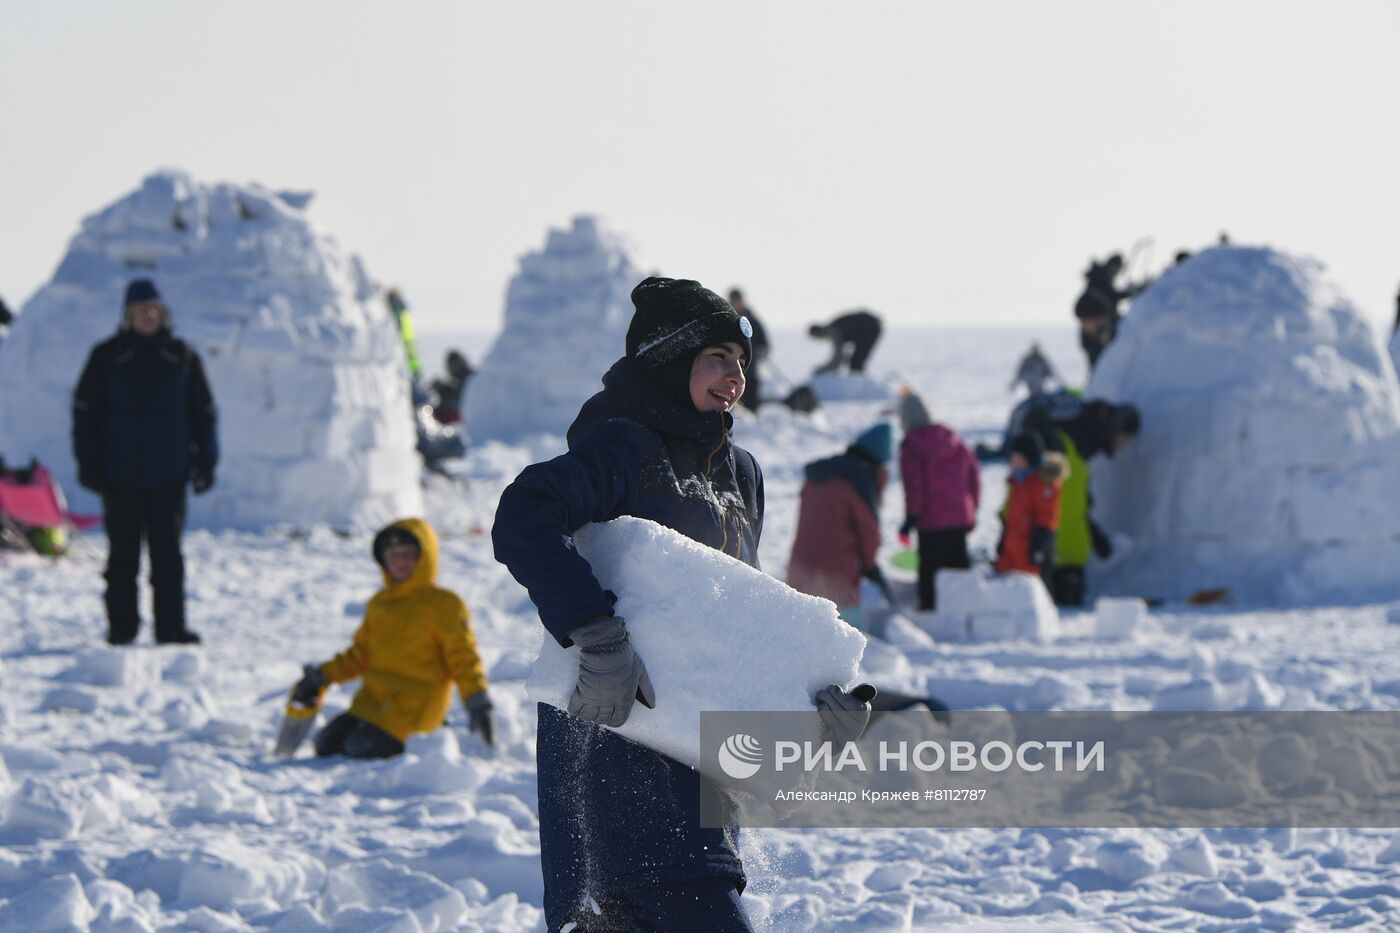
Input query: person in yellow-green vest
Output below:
<box><xmin>291</xmin><ymin>517</ymin><xmax>493</xmax><ymax>758</ymax></box>
<box><xmin>1023</xmin><ymin>400</ymin><xmax>1140</xmax><ymax>606</ymax></box>
<box><xmin>385</xmin><ymin>288</ymin><xmax>423</xmax><ymax>382</ymax></box>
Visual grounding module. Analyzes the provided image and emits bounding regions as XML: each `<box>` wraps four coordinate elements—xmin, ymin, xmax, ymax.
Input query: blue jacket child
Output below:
<box><xmin>494</xmin><ymin>277</ymin><xmax>768</xmax><ymax>931</ymax></box>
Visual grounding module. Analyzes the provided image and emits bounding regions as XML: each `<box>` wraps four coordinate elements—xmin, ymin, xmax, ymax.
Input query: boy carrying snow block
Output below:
<box><xmin>996</xmin><ymin>433</ymin><xmax>1069</xmax><ymax>592</ymax></box>
<box><xmin>495</xmin><ymin>276</ymin><xmax>873</xmax><ymax>933</ymax></box>
<box><xmin>290</xmin><ymin>518</ymin><xmax>493</xmax><ymax>759</ymax></box>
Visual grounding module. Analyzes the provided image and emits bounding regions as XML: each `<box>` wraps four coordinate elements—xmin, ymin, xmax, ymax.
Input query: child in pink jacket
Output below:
<box><xmin>898</xmin><ymin>391</ymin><xmax>980</xmax><ymax>610</ymax></box>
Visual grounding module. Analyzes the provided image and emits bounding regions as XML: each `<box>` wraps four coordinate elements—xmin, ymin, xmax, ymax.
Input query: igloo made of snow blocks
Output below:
<box><xmin>1088</xmin><ymin>244</ymin><xmax>1400</xmax><ymax>604</ymax></box>
<box><xmin>0</xmin><ymin>170</ymin><xmax>422</xmax><ymax>530</ymax></box>
<box><xmin>465</xmin><ymin>216</ymin><xmax>641</xmax><ymax>442</ymax></box>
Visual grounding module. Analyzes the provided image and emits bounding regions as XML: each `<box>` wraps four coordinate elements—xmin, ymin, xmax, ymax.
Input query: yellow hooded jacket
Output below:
<box><xmin>320</xmin><ymin>518</ymin><xmax>487</xmax><ymax>742</ymax></box>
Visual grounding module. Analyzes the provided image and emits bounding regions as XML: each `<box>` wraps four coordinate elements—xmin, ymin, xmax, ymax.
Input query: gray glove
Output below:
<box><xmin>464</xmin><ymin>690</ymin><xmax>495</xmax><ymax>747</ymax></box>
<box><xmin>567</xmin><ymin>616</ymin><xmax>656</xmax><ymax>727</ymax></box>
<box><xmin>814</xmin><ymin>683</ymin><xmax>875</xmax><ymax>744</ymax></box>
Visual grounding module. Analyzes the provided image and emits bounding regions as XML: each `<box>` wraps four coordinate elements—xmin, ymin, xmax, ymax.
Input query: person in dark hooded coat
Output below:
<box><xmin>1074</xmin><ymin>254</ymin><xmax>1141</xmax><ymax>368</ymax></box>
<box><xmin>72</xmin><ymin>279</ymin><xmax>217</xmax><ymax>645</ymax></box>
<box><xmin>1022</xmin><ymin>399</ymin><xmax>1140</xmax><ymax>606</ymax></box>
<box><xmin>493</xmin><ymin>276</ymin><xmax>871</xmax><ymax>932</ymax></box>
<box><xmin>810</xmin><ymin>309</ymin><xmax>883</xmax><ymax>374</ymax></box>
<box><xmin>786</xmin><ymin>422</ymin><xmax>893</xmax><ymax>629</ymax></box>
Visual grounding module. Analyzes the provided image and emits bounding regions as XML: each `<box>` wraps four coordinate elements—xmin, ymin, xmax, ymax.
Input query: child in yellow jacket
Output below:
<box><xmin>293</xmin><ymin>518</ymin><xmax>492</xmax><ymax>759</ymax></box>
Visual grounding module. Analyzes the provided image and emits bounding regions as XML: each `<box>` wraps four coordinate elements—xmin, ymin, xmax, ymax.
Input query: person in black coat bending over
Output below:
<box><xmin>72</xmin><ymin>279</ymin><xmax>218</xmax><ymax>645</ymax></box>
<box><xmin>494</xmin><ymin>276</ymin><xmax>871</xmax><ymax>932</ymax></box>
<box><xmin>810</xmin><ymin>309</ymin><xmax>883</xmax><ymax>374</ymax></box>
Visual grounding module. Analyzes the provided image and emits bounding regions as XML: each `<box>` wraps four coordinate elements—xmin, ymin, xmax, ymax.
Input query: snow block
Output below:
<box><xmin>175</xmin><ymin>839</ymin><xmax>323</xmax><ymax>912</ymax></box>
<box><xmin>527</xmin><ymin>517</ymin><xmax>866</xmax><ymax>771</ymax></box>
<box><xmin>919</xmin><ymin>568</ymin><xmax>1059</xmax><ymax>643</ymax></box>
<box><xmin>325</xmin><ymin>859</ymin><xmax>468</xmax><ymax>933</ymax></box>
<box><xmin>38</xmin><ymin>686</ymin><xmax>101</xmax><ymax>714</ymax></box>
<box><xmin>374</xmin><ymin>731</ymin><xmax>483</xmax><ymax>796</ymax></box>
<box><xmin>163</xmin><ymin>649</ymin><xmax>208</xmax><ymax>683</ymax></box>
<box><xmin>0</xmin><ymin>873</ymin><xmax>94</xmax><ymax>932</ymax></box>
<box><xmin>1153</xmin><ymin>677</ymin><xmax>1224</xmax><ymax>712</ymax></box>
<box><xmin>3</xmin><ymin>778</ymin><xmax>86</xmax><ymax>839</ymax></box>
<box><xmin>1377</xmin><ymin>834</ymin><xmax>1400</xmax><ymax>864</ymax></box>
<box><xmin>59</xmin><ymin>646</ymin><xmax>162</xmax><ymax>689</ymax></box>
<box><xmin>806</xmin><ymin>372</ymin><xmax>895</xmax><ymax>403</ymax></box>
<box><xmin>1167</xmin><ymin>834</ymin><xmax>1221</xmax><ymax>878</ymax></box>
<box><xmin>1094</xmin><ymin>597</ymin><xmax>1149</xmax><ymax>640</ymax></box>
<box><xmin>1095</xmin><ymin>837</ymin><xmax>1166</xmax><ymax>884</ymax></box>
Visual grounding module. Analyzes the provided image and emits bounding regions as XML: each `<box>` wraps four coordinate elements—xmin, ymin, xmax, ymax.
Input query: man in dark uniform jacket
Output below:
<box><xmin>73</xmin><ymin>279</ymin><xmax>218</xmax><ymax>645</ymax></box>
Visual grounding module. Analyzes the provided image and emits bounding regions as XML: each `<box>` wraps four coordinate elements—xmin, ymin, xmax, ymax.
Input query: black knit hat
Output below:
<box><xmin>1009</xmin><ymin>432</ymin><xmax>1044</xmax><ymax>468</ymax></box>
<box><xmin>625</xmin><ymin>276</ymin><xmax>754</xmax><ymax>405</ymax></box>
<box><xmin>124</xmin><ymin>279</ymin><xmax>161</xmax><ymax>306</ymax></box>
<box><xmin>372</xmin><ymin>525</ymin><xmax>421</xmax><ymax>567</ymax></box>
<box><xmin>120</xmin><ymin>278</ymin><xmax>171</xmax><ymax>332</ymax></box>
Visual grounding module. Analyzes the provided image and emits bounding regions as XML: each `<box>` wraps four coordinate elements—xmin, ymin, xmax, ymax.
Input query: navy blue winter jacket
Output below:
<box><xmin>495</xmin><ymin>356</ymin><xmax>764</xmax><ymax>645</ymax></box>
<box><xmin>72</xmin><ymin>329</ymin><xmax>218</xmax><ymax>489</ymax></box>
<box><xmin>493</xmin><ymin>357</ymin><xmax>764</xmax><ymax>920</ymax></box>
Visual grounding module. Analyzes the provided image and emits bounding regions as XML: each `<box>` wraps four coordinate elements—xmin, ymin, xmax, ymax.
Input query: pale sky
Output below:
<box><xmin>2</xmin><ymin>0</ymin><xmax>1397</xmax><ymax>333</ymax></box>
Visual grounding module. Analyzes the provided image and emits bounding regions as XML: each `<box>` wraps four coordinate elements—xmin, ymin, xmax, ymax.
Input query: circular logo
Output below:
<box><xmin>738</xmin><ymin>316</ymin><xmax>753</xmax><ymax>339</ymax></box>
<box><xmin>718</xmin><ymin>733</ymin><xmax>763</xmax><ymax>780</ymax></box>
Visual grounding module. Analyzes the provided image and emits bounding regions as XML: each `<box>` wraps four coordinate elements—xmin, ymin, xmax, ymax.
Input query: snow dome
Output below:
<box><xmin>0</xmin><ymin>170</ymin><xmax>422</xmax><ymax>529</ymax></box>
<box><xmin>1089</xmin><ymin>245</ymin><xmax>1400</xmax><ymax>603</ymax></box>
<box><xmin>465</xmin><ymin>216</ymin><xmax>641</xmax><ymax>441</ymax></box>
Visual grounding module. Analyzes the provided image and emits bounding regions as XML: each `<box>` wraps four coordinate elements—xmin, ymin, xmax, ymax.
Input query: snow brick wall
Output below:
<box><xmin>465</xmin><ymin>216</ymin><xmax>641</xmax><ymax>441</ymax></box>
<box><xmin>0</xmin><ymin>170</ymin><xmax>421</xmax><ymax>529</ymax></box>
<box><xmin>1089</xmin><ymin>245</ymin><xmax>1400</xmax><ymax>603</ymax></box>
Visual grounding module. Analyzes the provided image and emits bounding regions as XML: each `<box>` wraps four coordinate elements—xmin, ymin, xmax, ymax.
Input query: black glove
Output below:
<box><xmin>1029</xmin><ymin>526</ymin><xmax>1057</xmax><ymax>569</ymax></box>
<box><xmin>192</xmin><ymin>461</ymin><xmax>216</xmax><ymax>495</ymax></box>
<box><xmin>464</xmin><ymin>691</ymin><xmax>495</xmax><ymax>747</ymax></box>
<box><xmin>814</xmin><ymin>683</ymin><xmax>875</xmax><ymax>744</ymax></box>
<box><xmin>899</xmin><ymin>516</ymin><xmax>916</xmax><ymax>537</ymax></box>
<box><xmin>1090</xmin><ymin>521</ymin><xmax>1113</xmax><ymax>559</ymax></box>
<box><xmin>78</xmin><ymin>461</ymin><xmax>104</xmax><ymax>493</ymax></box>
<box><xmin>567</xmin><ymin>616</ymin><xmax>656</xmax><ymax>727</ymax></box>
<box><xmin>862</xmin><ymin>565</ymin><xmax>894</xmax><ymax>604</ymax></box>
<box><xmin>291</xmin><ymin>664</ymin><xmax>327</xmax><ymax>706</ymax></box>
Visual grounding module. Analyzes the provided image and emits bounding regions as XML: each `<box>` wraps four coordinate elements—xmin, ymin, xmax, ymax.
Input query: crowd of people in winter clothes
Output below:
<box><xmin>40</xmin><ymin>263</ymin><xmax>1149</xmax><ymax>932</ymax></box>
<box><xmin>783</xmin><ymin>389</ymin><xmax>1139</xmax><ymax>622</ymax></box>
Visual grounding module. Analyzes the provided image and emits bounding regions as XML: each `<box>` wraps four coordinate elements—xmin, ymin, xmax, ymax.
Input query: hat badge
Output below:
<box><xmin>739</xmin><ymin>316</ymin><xmax>753</xmax><ymax>339</ymax></box>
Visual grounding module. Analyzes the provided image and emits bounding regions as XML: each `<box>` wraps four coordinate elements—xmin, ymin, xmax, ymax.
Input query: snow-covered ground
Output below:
<box><xmin>7</xmin><ymin>325</ymin><xmax>1400</xmax><ymax>931</ymax></box>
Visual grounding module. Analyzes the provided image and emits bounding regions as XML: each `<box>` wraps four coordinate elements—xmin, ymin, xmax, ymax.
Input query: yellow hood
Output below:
<box><xmin>375</xmin><ymin>517</ymin><xmax>440</xmax><ymax>595</ymax></box>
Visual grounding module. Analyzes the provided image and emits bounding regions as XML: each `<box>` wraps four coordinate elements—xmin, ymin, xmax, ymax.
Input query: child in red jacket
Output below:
<box><xmin>996</xmin><ymin>433</ymin><xmax>1069</xmax><ymax>590</ymax></box>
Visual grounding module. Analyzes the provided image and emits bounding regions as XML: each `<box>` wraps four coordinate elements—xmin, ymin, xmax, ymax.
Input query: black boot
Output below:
<box><xmin>158</xmin><ymin>631</ymin><xmax>201</xmax><ymax>645</ymax></box>
<box><xmin>1051</xmin><ymin>567</ymin><xmax>1086</xmax><ymax>607</ymax></box>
